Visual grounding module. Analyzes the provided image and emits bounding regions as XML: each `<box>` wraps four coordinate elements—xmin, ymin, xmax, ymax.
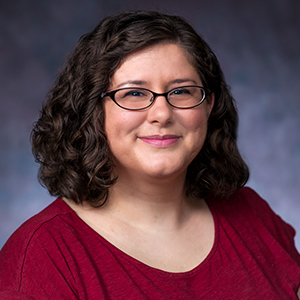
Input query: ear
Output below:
<box><xmin>206</xmin><ymin>93</ymin><xmax>215</xmax><ymax>116</ymax></box>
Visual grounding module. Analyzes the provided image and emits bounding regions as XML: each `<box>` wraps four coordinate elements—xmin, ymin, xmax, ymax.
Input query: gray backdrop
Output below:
<box><xmin>1</xmin><ymin>0</ymin><xmax>299</xmax><ymax>249</ymax></box>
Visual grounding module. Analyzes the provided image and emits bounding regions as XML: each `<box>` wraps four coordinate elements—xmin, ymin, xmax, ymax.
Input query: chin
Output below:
<box><xmin>142</xmin><ymin>164</ymin><xmax>187</xmax><ymax>180</ymax></box>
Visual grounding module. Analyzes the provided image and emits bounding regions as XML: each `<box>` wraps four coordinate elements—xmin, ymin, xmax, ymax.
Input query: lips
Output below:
<box><xmin>139</xmin><ymin>135</ymin><xmax>180</xmax><ymax>147</ymax></box>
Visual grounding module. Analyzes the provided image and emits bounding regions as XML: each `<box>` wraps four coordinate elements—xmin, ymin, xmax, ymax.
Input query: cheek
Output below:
<box><xmin>104</xmin><ymin>104</ymin><xmax>145</xmax><ymax>145</ymax></box>
<box><xmin>181</xmin><ymin>109</ymin><xmax>209</xmax><ymax>133</ymax></box>
<box><xmin>180</xmin><ymin>110</ymin><xmax>210</xmax><ymax>158</ymax></box>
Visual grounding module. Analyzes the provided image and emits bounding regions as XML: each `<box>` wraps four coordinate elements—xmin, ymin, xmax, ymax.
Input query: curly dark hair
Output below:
<box><xmin>31</xmin><ymin>10</ymin><xmax>249</xmax><ymax>205</ymax></box>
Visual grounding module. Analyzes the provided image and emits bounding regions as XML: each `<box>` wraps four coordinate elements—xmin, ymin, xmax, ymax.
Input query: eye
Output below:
<box><xmin>171</xmin><ymin>88</ymin><xmax>191</xmax><ymax>96</ymax></box>
<box><xmin>124</xmin><ymin>90</ymin><xmax>146</xmax><ymax>97</ymax></box>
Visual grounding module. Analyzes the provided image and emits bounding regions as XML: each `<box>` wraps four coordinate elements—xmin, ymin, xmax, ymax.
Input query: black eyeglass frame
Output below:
<box><xmin>100</xmin><ymin>85</ymin><xmax>212</xmax><ymax>111</ymax></box>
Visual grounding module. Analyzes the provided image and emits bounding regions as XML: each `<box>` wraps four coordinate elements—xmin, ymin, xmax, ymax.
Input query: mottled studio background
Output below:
<box><xmin>0</xmin><ymin>0</ymin><xmax>299</xmax><ymax>249</ymax></box>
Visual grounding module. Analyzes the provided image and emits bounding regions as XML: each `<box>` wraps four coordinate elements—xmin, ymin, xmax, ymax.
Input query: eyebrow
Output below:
<box><xmin>116</xmin><ymin>80</ymin><xmax>147</xmax><ymax>88</ymax></box>
<box><xmin>169</xmin><ymin>78</ymin><xmax>198</xmax><ymax>85</ymax></box>
<box><xmin>116</xmin><ymin>78</ymin><xmax>198</xmax><ymax>88</ymax></box>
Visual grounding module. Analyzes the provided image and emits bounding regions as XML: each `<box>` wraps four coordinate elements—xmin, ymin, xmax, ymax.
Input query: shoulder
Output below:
<box><xmin>213</xmin><ymin>186</ymin><xmax>285</xmax><ymax>223</ymax></box>
<box><xmin>0</xmin><ymin>198</ymin><xmax>77</xmax><ymax>262</ymax></box>
<box><xmin>0</xmin><ymin>199</ymin><xmax>75</xmax><ymax>291</ymax></box>
<box><xmin>210</xmin><ymin>187</ymin><xmax>300</xmax><ymax>263</ymax></box>
<box><xmin>212</xmin><ymin>187</ymin><xmax>292</xmax><ymax>233</ymax></box>
<box><xmin>1</xmin><ymin>198</ymin><xmax>73</xmax><ymax>250</ymax></box>
<box><xmin>222</xmin><ymin>186</ymin><xmax>269</xmax><ymax>208</ymax></box>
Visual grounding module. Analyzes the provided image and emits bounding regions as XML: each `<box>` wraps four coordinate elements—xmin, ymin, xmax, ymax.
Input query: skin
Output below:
<box><xmin>104</xmin><ymin>43</ymin><xmax>214</xmax><ymax>185</ymax></box>
<box><xmin>63</xmin><ymin>42</ymin><xmax>300</xmax><ymax>293</ymax></box>
<box><xmin>65</xmin><ymin>44</ymin><xmax>300</xmax><ymax>295</ymax></box>
<box><xmin>66</xmin><ymin>43</ymin><xmax>216</xmax><ymax>272</ymax></box>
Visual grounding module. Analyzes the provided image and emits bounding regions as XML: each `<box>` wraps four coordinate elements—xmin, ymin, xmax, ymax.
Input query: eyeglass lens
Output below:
<box><xmin>113</xmin><ymin>86</ymin><xmax>205</xmax><ymax>110</ymax></box>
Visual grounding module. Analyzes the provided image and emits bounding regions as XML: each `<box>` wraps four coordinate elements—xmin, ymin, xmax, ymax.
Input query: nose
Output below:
<box><xmin>146</xmin><ymin>94</ymin><xmax>174</xmax><ymax>125</ymax></box>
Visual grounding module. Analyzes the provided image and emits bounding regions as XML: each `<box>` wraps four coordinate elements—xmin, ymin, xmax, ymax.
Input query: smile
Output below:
<box><xmin>139</xmin><ymin>135</ymin><xmax>180</xmax><ymax>147</ymax></box>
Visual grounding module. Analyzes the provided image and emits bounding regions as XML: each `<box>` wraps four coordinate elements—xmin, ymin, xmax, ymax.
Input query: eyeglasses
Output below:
<box><xmin>100</xmin><ymin>86</ymin><xmax>210</xmax><ymax>110</ymax></box>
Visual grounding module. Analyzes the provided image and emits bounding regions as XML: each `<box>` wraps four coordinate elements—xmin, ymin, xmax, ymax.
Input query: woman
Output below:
<box><xmin>0</xmin><ymin>11</ymin><xmax>299</xmax><ymax>299</ymax></box>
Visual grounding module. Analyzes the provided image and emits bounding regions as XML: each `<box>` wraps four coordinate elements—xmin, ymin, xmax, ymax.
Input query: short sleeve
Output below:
<box><xmin>0</xmin><ymin>291</ymin><xmax>34</xmax><ymax>300</ymax></box>
<box><xmin>0</xmin><ymin>215</ymin><xmax>79</xmax><ymax>299</ymax></box>
<box><xmin>240</xmin><ymin>187</ymin><xmax>300</xmax><ymax>265</ymax></box>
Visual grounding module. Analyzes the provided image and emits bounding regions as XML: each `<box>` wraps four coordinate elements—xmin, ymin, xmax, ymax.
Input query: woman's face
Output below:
<box><xmin>103</xmin><ymin>43</ymin><xmax>214</xmax><ymax>182</ymax></box>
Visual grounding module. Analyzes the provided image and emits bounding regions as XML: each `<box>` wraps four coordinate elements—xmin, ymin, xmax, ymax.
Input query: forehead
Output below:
<box><xmin>110</xmin><ymin>43</ymin><xmax>200</xmax><ymax>87</ymax></box>
<box><xmin>124</xmin><ymin>42</ymin><xmax>195</xmax><ymax>66</ymax></box>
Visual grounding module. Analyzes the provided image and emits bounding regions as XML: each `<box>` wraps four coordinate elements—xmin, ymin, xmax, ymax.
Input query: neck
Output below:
<box><xmin>102</xmin><ymin>170</ymin><xmax>192</xmax><ymax>231</ymax></box>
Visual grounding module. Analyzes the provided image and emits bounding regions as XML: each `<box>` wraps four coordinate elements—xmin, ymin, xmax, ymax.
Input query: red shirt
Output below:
<box><xmin>0</xmin><ymin>187</ymin><xmax>300</xmax><ymax>299</ymax></box>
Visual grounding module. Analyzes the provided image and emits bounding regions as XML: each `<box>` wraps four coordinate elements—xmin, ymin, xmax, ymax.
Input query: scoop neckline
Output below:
<box><xmin>58</xmin><ymin>198</ymin><xmax>220</xmax><ymax>278</ymax></box>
